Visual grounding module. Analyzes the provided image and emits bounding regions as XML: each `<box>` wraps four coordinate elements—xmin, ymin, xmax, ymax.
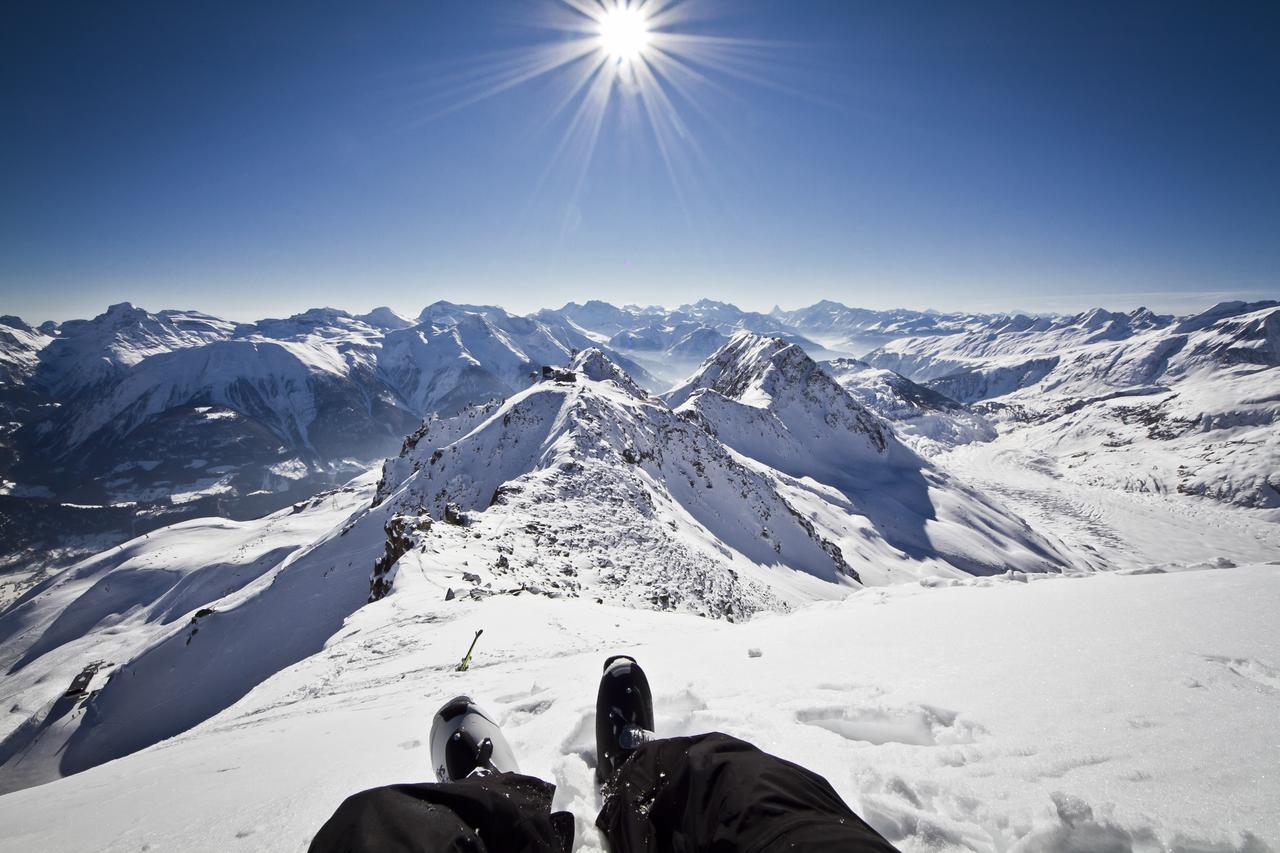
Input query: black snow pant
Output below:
<box><xmin>310</xmin><ymin>732</ymin><xmax>899</xmax><ymax>853</ymax></box>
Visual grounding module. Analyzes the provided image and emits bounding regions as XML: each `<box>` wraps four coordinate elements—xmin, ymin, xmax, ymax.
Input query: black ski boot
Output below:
<box><xmin>595</xmin><ymin>655</ymin><xmax>655</xmax><ymax>784</ymax></box>
<box><xmin>429</xmin><ymin>695</ymin><xmax>519</xmax><ymax>782</ymax></box>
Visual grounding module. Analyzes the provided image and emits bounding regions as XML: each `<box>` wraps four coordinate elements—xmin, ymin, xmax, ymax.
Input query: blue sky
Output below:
<box><xmin>2</xmin><ymin>0</ymin><xmax>1278</xmax><ymax>322</ymax></box>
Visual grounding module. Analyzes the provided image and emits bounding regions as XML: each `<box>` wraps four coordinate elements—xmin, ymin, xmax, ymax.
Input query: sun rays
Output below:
<box><xmin>407</xmin><ymin>1</ymin><xmax>784</xmax><ymax>208</ymax></box>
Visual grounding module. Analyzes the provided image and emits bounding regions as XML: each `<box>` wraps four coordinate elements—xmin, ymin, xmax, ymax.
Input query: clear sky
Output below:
<box><xmin>2</xmin><ymin>0</ymin><xmax>1278</xmax><ymax>323</ymax></box>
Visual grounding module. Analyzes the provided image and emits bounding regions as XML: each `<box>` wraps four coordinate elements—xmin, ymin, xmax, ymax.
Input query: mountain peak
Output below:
<box><xmin>570</xmin><ymin>348</ymin><xmax>646</xmax><ymax>398</ymax></box>
<box><xmin>99</xmin><ymin>302</ymin><xmax>150</xmax><ymax>325</ymax></box>
<box><xmin>418</xmin><ymin>301</ymin><xmax>507</xmax><ymax>325</ymax></box>
<box><xmin>666</xmin><ymin>332</ymin><xmax>894</xmax><ymax>464</ymax></box>
<box><xmin>1174</xmin><ymin>300</ymin><xmax>1280</xmax><ymax>334</ymax></box>
<box><xmin>679</xmin><ymin>298</ymin><xmax>740</xmax><ymax>314</ymax></box>
<box><xmin>664</xmin><ymin>332</ymin><xmax>806</xmax><ymax>409</ymax></box>
<box><xmin>356</xmin><ymin>306</ymin><xmax>414</xmax><ymax>330</ymax></box>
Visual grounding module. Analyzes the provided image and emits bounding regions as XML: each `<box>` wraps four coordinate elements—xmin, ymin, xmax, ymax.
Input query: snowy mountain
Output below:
<box><xmin>664</xmin><ymin>335</ymin><xmax>1064</xmax><ymax>580</ymax></box>
<box><xmin>384</xmin><ymin>301</ymin><xmax>654</xmax><ymax>415</ymax></box>
<box><xmin>770</xmin><ymin>301</ymin><xmax>1003</xmax><ymax>356</ymax></box>
<box><xmin>822</xmin><ymin>357</ymin><xmax>996</xmax><ymax>454</ymax></box>
<box><xmin>0</xmin><ymin>339</ymin><xmax>1075</xmax><ymax>793</ymax></box>
<box><xmin>539</xmin><ymin>298</ymin><xmax>831</xmax><ymax>385</ymax></box>
<box><xmin>32</xmin><ymin>302</ymin><xmax>236</xmax><ymax>398</ymax></box>
<box><xmin>865</xmin><ymin>301</ymin><xmax>1280</xmax><ymax>509</ymax></box>
<box><xmin>3</xmin><ymin>296</ymin><xmax>1277</xmax><ymax>605</ymax></box>
<box><xmin>0</xmin><ymin>302</ymin><xmax>653</xmax><ymax>590</ymax></box>
<box><xmin>863</xmin><ymin>306</ymin><xmax>1179</xmax><ymax>394</ymax></box>
<box><xmin>0</xmin><ymin>322</ymin><xmax>1277</xmax><ymax>851</ymax></box>
<box><xmin>0</xmin><ymin>316</ymin><xmax>52</xmax><ymax>386</ymax></box>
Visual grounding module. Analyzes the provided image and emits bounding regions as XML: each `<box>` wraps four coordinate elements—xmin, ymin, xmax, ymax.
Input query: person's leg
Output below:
<box><xmin>311</xmin><ymin>772</ymin><xmax>573</xmax><ymax>853</ymax></box>
<box><xmin>311</xmin><ymin>695</ymin><xmax>574</xmax><ymax>853</ymax></box>
<box><xmin>596</xmin><ymin>732</ymin><xmax>898</xmax><ymax>853</ymax></box>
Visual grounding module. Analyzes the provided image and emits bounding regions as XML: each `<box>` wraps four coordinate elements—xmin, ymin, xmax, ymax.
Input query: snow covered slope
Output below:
<box><xmin>865</xmin><ymin>302</ymin><xmax>1280</xmax><ymax>509</ymax></box>
<box><xmin>0</xmin><ymin>341</ymin><xmax>1079</xmax><ymax>794</ymax></box>
<box><xmin>0</xmin><ymin>475</ymin><xmax>384</xmax><ymax>794</ymax></box>
<box><xmin>665</xmin><ymin>334</ymin><xmax>1067</xmax><ymax>582</ymax></box>
<box><xmin>380</xmin><ymin>301</ymin><xmax>652</xmax><ymax>415</ymax></box>
<box><xmin>32</xmin><ymin>302</ymin><xmax>236</xmax><ymax>397</ymax></box>
<box><xmin>1</xmin><ymin>559</ymin><xmax>1276</xmax><ymax>852</ymax></box>
<box><xmin>823</xmin><ymin>357</ymin><xmax>996</xmax><ymax>454</ymax></box>
<box><xmin>0</xmin><ymin>317</ymin><xmax>52</xmax><ymax>386</ymax></box>
<box><xmin>0</xmin><ymin>314</ymin><xmax>1276</xmax><ymax>851</ymax></box>
<box><xmin>0</xmin><ymin>302</ymin><xmax>654</xmax><ymax>588</ymax></box>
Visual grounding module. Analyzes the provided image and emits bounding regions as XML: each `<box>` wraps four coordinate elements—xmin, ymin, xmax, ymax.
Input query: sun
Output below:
<box><xmin>597</xmin><ymin>5</ymin><xmax>651</xmax><ymax>64</ymax></box>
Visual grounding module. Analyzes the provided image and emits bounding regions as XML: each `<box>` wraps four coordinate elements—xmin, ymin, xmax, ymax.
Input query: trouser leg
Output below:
<box><xmin>310</xmin><ymin>772</ymin><xmax>574</xmax><ymax>853</ymax></box>
<box><xmin>596</xmin><ymin>732</ymin><xmax>898</xmax><ymax>853</ymax></box>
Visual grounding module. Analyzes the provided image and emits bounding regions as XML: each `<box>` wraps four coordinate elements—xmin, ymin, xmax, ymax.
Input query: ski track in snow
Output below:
<box><xmin>0</xmin><ymin>564</ymin><xmax>1276</xmax><ymax>852</ymax></box>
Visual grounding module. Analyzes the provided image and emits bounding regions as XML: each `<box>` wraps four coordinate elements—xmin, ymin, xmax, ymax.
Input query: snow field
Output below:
<box><xmin>0</xmin><ymin>562</ymin><xmax>1275</xmax><ymax>852</ymax></box>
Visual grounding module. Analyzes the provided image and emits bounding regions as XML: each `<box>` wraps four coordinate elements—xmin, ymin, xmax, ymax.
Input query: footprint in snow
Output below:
<box><xmin>495</xmin><ymin>684</ymin><xmax>548</xmax><ymax>704</ymax></box>
<box><xmin>796</xmin><ymin>704</ymin><xmax>984</xmax><ymax>746</ymax></box>
<box><xmin>503</xmin><ymin>697</ymin><xmax>556</xmax><ymax>725</ymax></box>
<box><xmin>1202</xmin><ymin>655</ymin><xmax>1280</xmax><ymax>691</ymax></box>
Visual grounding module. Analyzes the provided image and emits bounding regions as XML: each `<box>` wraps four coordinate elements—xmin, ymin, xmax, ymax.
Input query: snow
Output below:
<box><xmin>0</xmin><ymin>344</ymin><xmax>1079</xmax><ymax>810</ymax></box>
<box><xmin>267</xmin><ymin>459</ymin><xmax>311</xmax><ymax>480</ymax></box>
<box><xmin>0</xmin><ymin>316</ymin><xmax>53</xmax><ymax>385</ymax></box>
<box><xmin>0</xmin><ymin>480</ymin><xmax>55</xmax><ymax>499</ymax></box>
<box><xmin>168</xmin><ymin>477</ymin><xmax>235</xmax><ymax>505</ymax></box>
<box><xmin>0</xmin><ymin>561</ymin><xmax>1274</xmax><ymax>852</ymax></box>
<box><xmin>32</xmin><ymin>302</ymin><xmax>235</xmax><ymax>396</ymax></box>
<box><xmin>2</xmin><ymin>300</ymin><xmax>1279</xmax><ymax>851</ymax></box>
<box><xmin>864</xmin><ymin>302</ymin><xmax>1280</xmax><ymax>510</ymax></box>
<box><xmin>823</xmin><ymin>357</ymin><xmax>997</xmax><ymax>455</ymax></box>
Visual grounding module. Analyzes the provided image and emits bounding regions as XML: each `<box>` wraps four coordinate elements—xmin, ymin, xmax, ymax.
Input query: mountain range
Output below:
<box><xmin>0</xmin><ymin>336</ymin><xmax>1070</xmax><ymax>793</ymax></box>
<box><xmin>0</xmin><ymin>300</ymin><xmax>1277</xmax><ymax>817</ymax></box>
<box><xmin>1</xmin><ymin>297</ymin><xmax>1277</xmax><ymax>602</ymax></box>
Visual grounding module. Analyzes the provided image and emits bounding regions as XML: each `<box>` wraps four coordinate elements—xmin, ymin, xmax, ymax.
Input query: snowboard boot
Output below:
<box><xmin>595</xmin><ymin>655</ymin><xmax>655</xmax><ymax>784</ymax></box>
<box><xmin>429</xmin><ymin>695</ymin><xmax>520</xmax><ymax>782</ymax></box>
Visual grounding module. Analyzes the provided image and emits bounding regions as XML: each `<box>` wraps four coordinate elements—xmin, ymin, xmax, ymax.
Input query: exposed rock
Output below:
<box><xmin>368</xmin><ymin>514</ymin><xmax>422</xmax><ymax>601</ymax></box>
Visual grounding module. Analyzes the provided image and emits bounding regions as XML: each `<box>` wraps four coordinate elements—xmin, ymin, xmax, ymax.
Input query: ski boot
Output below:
<box><xmin>429</xmin><ymin>695</ymin><xmax>519</xmax><ymax>782</ymax></box>
<box><xmin>595</xmin><ymin>655</ymin><xmax>655</xmax><ymax>784</ymax></box>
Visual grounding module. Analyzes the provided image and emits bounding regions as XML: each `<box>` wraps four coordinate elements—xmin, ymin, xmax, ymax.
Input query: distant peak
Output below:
<box><xmin>357</xmin><ymin>306</ymin><xmax>414</xmax><ymax>330</ymax></box>
<box><xmin>681</xmin><ymin>298</ymin><xmax>737</xmax><ymax>312</ymax></box>
<box><xmin>1174</xmin><ymin>299</ymin><xmax>1280</xmax><ymax>334</ymax></box>
<box><xmin>98</xmin><ymin>302</ymin><xmax>149</xmax><ymax>325</ymax></box>
<box><xmin>418</xmin><ymin>301</ymin><xmax>504</xmax><ymax>324</ymax></box>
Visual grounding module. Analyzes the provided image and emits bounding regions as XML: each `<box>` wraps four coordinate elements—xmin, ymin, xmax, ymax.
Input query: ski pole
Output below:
<box><xmin>456</xmin><ymin>629</ymin><xmax>484</xmax><ymax>672</ymax></box>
